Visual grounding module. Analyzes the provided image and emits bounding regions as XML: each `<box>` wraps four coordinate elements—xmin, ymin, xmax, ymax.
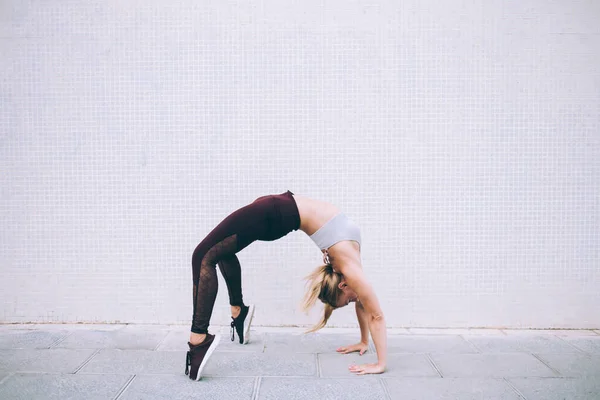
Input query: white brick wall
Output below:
<box><xmin>1</xmin><ymin>0</ymin><xmax>599</xmax><ymax>329</ymax></box>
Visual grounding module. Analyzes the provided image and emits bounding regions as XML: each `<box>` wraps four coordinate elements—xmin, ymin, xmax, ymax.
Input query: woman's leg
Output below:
<box><xmin>189</xmin><ymin>192</ymin><xmax>295</xmax><ymax>342</ymax></box>
<box><xmin>190</xmin><ymin>234</ymin><xmax>240</xmax><ymax>342</ymax></box>
<box><xmin>217</xmin><ymin>254</ymin><xmax>245</xmax><ymax>317</ymax></box>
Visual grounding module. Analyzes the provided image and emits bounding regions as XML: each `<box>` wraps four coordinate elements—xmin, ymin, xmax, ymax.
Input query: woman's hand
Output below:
<box><xmin>348</xmin><ymin>362</ymin><xmax>385</xmax><ymax>375</ymax></box>
<box><xmin>336</xmin><ymin>342</ymin><xmax>368</xmax><ymax>355</ymax></box>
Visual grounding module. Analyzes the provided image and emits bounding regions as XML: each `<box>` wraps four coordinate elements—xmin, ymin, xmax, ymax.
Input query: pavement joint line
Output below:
<box><xmin>554</xmin><ymin>335</ymin><xmax>587</xmax><ymax>354</ymax></box>
<box><xmin>531</xmin><ymin>353</ymin><xmax>562</xmax><ymax>377</ymax></box>
<box><xmin>113</xmin><ymin>374</ymin><xmax>136</xmax><ymax>400</ymax></box>
<box><xmin>6</xmin><ymin>372</ymin><xmax>131</xmax><ymax>376</ymax></box>
<box><xmin>425</xmin><ymin>353</ymin><xmax>444</xmax><ymax>378</ymax></box>
<box><xmin>459</xmin><ymin>335</ymin><xmax>482</xmax><ymax>353</ymax></box>
<box><xmin>49</xmin><ymin>331</ymin><xmax>73</xmax><ymax>348</ymax></box>
<box><xmin>0</xmin><ymin>372</ymin><xmax>14</xmax><ymax>385</ymax></box>
<box><xmin>215</xmin><ymin>349</ymin><xmax>265</xmax><ymax>353</ymax></box>
<box><xmin>73</xmin><ymin>349</ymin><xmax>101</xmax><ymax>374</ymax></box>
<box><xmin>502</xmin><ymin>377</ymin><xmax>528</xmax><ymax>400</ymax></box>
<box><xmin>251</xmin><ymin>376</ymin><xmax>262</xmax><ymax>400</ymax></box>
<box><xmin>202</xmin><ymin>374</ymin><xmax>360</xmax><ymax>378</ymax></box>
<box><xmin>377</xmin><ymin>376</ymin><xmax>392</xmax><ymax>400</ymax></box>
<box><xmin>152</xmin><ymin>331</ymin><xmax>171</xmax><ymax>351</ymax></box>
<box><xmin>368</xmin><ymin>341</ymin><xmax>375</xmax><ymax>353</ymax></box>
<box><xmin>316</xmin><ymin>353</ymin><xmax>322</xmax><ymax>378</ymax></box>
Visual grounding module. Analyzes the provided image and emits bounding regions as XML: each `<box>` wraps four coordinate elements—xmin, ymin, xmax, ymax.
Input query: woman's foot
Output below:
<box><xmin>230</xmin><ymin>304</ymin><xmax>255</xmax><ymax>344</ymax></box>
<box><xmin>185</xmin><ymin>333</ymin><xmax>220</xmax><ymax>381</ymax></box>
<box><xmin>189</xmin><ymin>332</ymin><xmax>206</xmax><ymax>346</ymax></box>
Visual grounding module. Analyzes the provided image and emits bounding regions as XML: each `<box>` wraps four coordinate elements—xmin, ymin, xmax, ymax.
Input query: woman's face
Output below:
<box><xmin>336</xmin><ymin>280</ymin><xmax>358</xmax><ymax>308</ymax></box>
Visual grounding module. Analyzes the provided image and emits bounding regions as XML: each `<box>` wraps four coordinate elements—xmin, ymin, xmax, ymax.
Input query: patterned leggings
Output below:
<box><xmin>190</xmin><ymin>191</ymin><xmax>300</xmax><ymax>334</ymax></box>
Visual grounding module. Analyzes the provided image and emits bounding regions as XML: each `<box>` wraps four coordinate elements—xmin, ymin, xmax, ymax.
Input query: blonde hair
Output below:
<box><xmin>301</xmin><ymin>264</ymin><xmax>343</xmax><ymax>333</ymax></box>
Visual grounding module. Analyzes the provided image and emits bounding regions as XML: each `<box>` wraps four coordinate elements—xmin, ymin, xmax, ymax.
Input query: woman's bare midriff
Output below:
<box><xmin>292</xmin><ymin>193</ymin><xmax>362</xmax><ymax>268</ymax></box>
<box><xmin>291</xmin><ymin>194</ymin><xmax>340</xmax><ymax>235</ymax></box>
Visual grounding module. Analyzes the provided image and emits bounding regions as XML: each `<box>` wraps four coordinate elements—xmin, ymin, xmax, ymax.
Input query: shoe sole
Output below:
<box><xmin>195</xmin><ymin>334</ymin><xmax>221</xmax><ymax>381</ymax></box>
<box><xmin>243</xmin><ymin>305</ymin><xmax>255</xmax><ymax>345</ymax></box>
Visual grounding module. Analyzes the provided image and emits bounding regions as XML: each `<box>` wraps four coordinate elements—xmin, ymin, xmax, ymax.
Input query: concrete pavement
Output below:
<box><xmin>1</xmin><ymin>324</ymin><xmax>599</xmax><ymax>399</ymax></box>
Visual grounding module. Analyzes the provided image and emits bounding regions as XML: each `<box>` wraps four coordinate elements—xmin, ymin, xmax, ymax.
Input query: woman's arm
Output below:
<box><xmin>338</xmin><ymin>261</ymin><xmax>387</xmax><ymax>372</ymax></box>
<box><xmin>356</xmin><ymin>300</ymin><xmax>370</xmax><ymax>344</ymax></box>
<box><xmin>336</xmin><ymin>300</ymin><xmax>370</xmax><ymax>355</ymax></box>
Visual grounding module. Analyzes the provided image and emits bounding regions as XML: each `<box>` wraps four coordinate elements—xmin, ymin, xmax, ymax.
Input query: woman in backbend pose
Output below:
<box><xmin>185</xmin><ymin>190</ymin><xmax>387</xmax><ymax>380</ymax></box>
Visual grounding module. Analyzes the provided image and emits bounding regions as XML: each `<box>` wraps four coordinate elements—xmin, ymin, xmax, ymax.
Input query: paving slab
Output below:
<box><xmin>535</xmin><ymin>353</ymin><xmax>600</xmax><ymax>377</ymax></box>
<box><xmin>0</xmin><ymin>349</ymin><xmax>96</xmax><ymax>373</ymax></box>
<box><xmin>383</xmin><ymin>377</ymin><xmax>521</xmax><ymax>400</ymax></box>
<box><xmin>562</xmin><ymin>337</ymin><xmax>600</xmax><ymax>354</ymax></box>
<box><xmin>203</xmin><ymin>352</ymin><xmax>317</xmax><ymax>377</ymax></box>
<box><xmin>153</xmin><ymin>326</ymin><xmax>196</xmax><ymax>351</ymax></box>
<box><xmin>258</xmin><ymin>377</ymin><xmax>386</xmax><ymax>400</ymax></box>
<box><xmin>216</xmin><ymin>331</ymin><xmax>265</xmax><ymax>353</ymax></box>
<box><xmin>263</xmin><ymin>332</ymin><xmax>362</xmax><ymax>354</ymax></box>
<box><xmin>157</xmin><ymin>329</ymin><xmax>264</xmax><ymax>353</ymax></box>
<box><xmin>387</xmin><ymin>335</ymin><xmax>477</xmax><ymax>354</ymax></box>
<box><xmin>408</xmin><ymin>328</ymin><xmax>505</xmax><ymax>336</ymax></box>
<box><xmin>2</xmin><ymin>326</ymin><xmax>598</xmax><ymax>399</ymax></box>
<box><xmin>79</xmin><ymin>350</ymin><xmax>183</xmax><ymax>375</ymax></box>
<box><xmin>509</xmin><ymin>377</ymin><xmax>600</xmax><ymax>400</ymax></box>
<box><xmin>431</xmin><ymin>353</ymin><xmax>556</xmax><ymax>378</ymax></box>
<box><xmin>0</xmin><ymin>325</ymin><xmax>38</xmax><ymax>331</ymax></box>
<box><xmin>56</xmin><ymin>326</ymin><xmax>169</xmax><ymax>350</ymax></box>
<box><xmin>465</xmin><ymin>336</ymin><xmax>578</xmax><ymax>353</ymax></box>
<box><xmin>237</xmin><ymin>326</ymin><xmax>309</xmax><ymax>334</ymax></box>
<box><xmin>0</xmin><ymin>330</ymin><xmax>70</xmax><ymax>349</ymax></box>
<box><xmin>33</xmin><ymin>324</ymin><xmax>126</xmax><ymax>331</ymax></box>
<box><xmin>386</xmin><ymin>328</ymin><xmax>411</xmax><ymax>335</ymax></box>
<box><xmin>120</xmin><ymin>375</ymin><xmax>255</xmax><ymax>400</ymax></box>
<box><xmin>319</xmin><ymin>352</ymin><xmax>439</xmax><ymax>378</ymax></box>
<box><xmin>502</xmin><ymin>329</ymin><xmax>599</xmax><ymax>337</ymax></box>
<box><xmin>0</xmin><ymin>373</ymin><xmax>131</xmax><ymax>400</ymax></box>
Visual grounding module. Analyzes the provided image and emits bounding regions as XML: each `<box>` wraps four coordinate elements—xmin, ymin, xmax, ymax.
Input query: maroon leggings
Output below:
<box><xmin>191</xmin><ymin>190</ymin><xmax>300</xmax><ymax>334</ymax></box>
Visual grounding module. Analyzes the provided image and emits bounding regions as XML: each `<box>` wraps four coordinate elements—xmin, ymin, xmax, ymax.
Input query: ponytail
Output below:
<box><xmin>301</xmin><ymin>264</ymin><xmax>343</xmax><ymax>333</ymax></box>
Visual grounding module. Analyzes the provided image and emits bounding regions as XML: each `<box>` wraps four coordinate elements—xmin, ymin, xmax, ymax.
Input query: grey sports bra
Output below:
<box><xmin>309</xmin><ymin>213</ymin><xmax>362</xmax><ymax>252</ymax></box>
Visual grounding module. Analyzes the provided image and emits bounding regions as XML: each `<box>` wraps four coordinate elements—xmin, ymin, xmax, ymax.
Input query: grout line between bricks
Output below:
<box><xmin>251</xmin><ymin>376</ymin><xmax>262</xmax><ymax>400</ymax></box>
<box><xmin>113</xmin><ymin>375</ymin><xmax>136</xmax><ymax>400</ymax></box>
<box><xmin>531</xmin><ymin>353</ymin><xmax>562</xmax><ymax>376</ymax></box>
<box><xmin>425</xmin><ymin>354</ymin><xmax>444</xmax><ymax>378</ymax></box>
<box><xmin>73</xmin><ymin>349</ymin><xmax>101</xmax><ymax>374</ymax></box>
<box><xmin>378</xmin><ymin>376</ymin><xmax>392</xmax><ymax>400</ymax></box>
<box><xmin>503</xmin><ymin>377</ymin><xmax>528</xmax><ymax>400</ymax></box>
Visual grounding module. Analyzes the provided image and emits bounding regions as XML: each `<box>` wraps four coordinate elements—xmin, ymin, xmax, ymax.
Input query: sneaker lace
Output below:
<box><xmin>185</xmin><ymin>351</ymin><xmax>191</xmax><ymax>375</ymax></box>
<box><xmin>230</xmin><ymin>318</ymin><xmax>236</xmax><ymax>342</ymax></box>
